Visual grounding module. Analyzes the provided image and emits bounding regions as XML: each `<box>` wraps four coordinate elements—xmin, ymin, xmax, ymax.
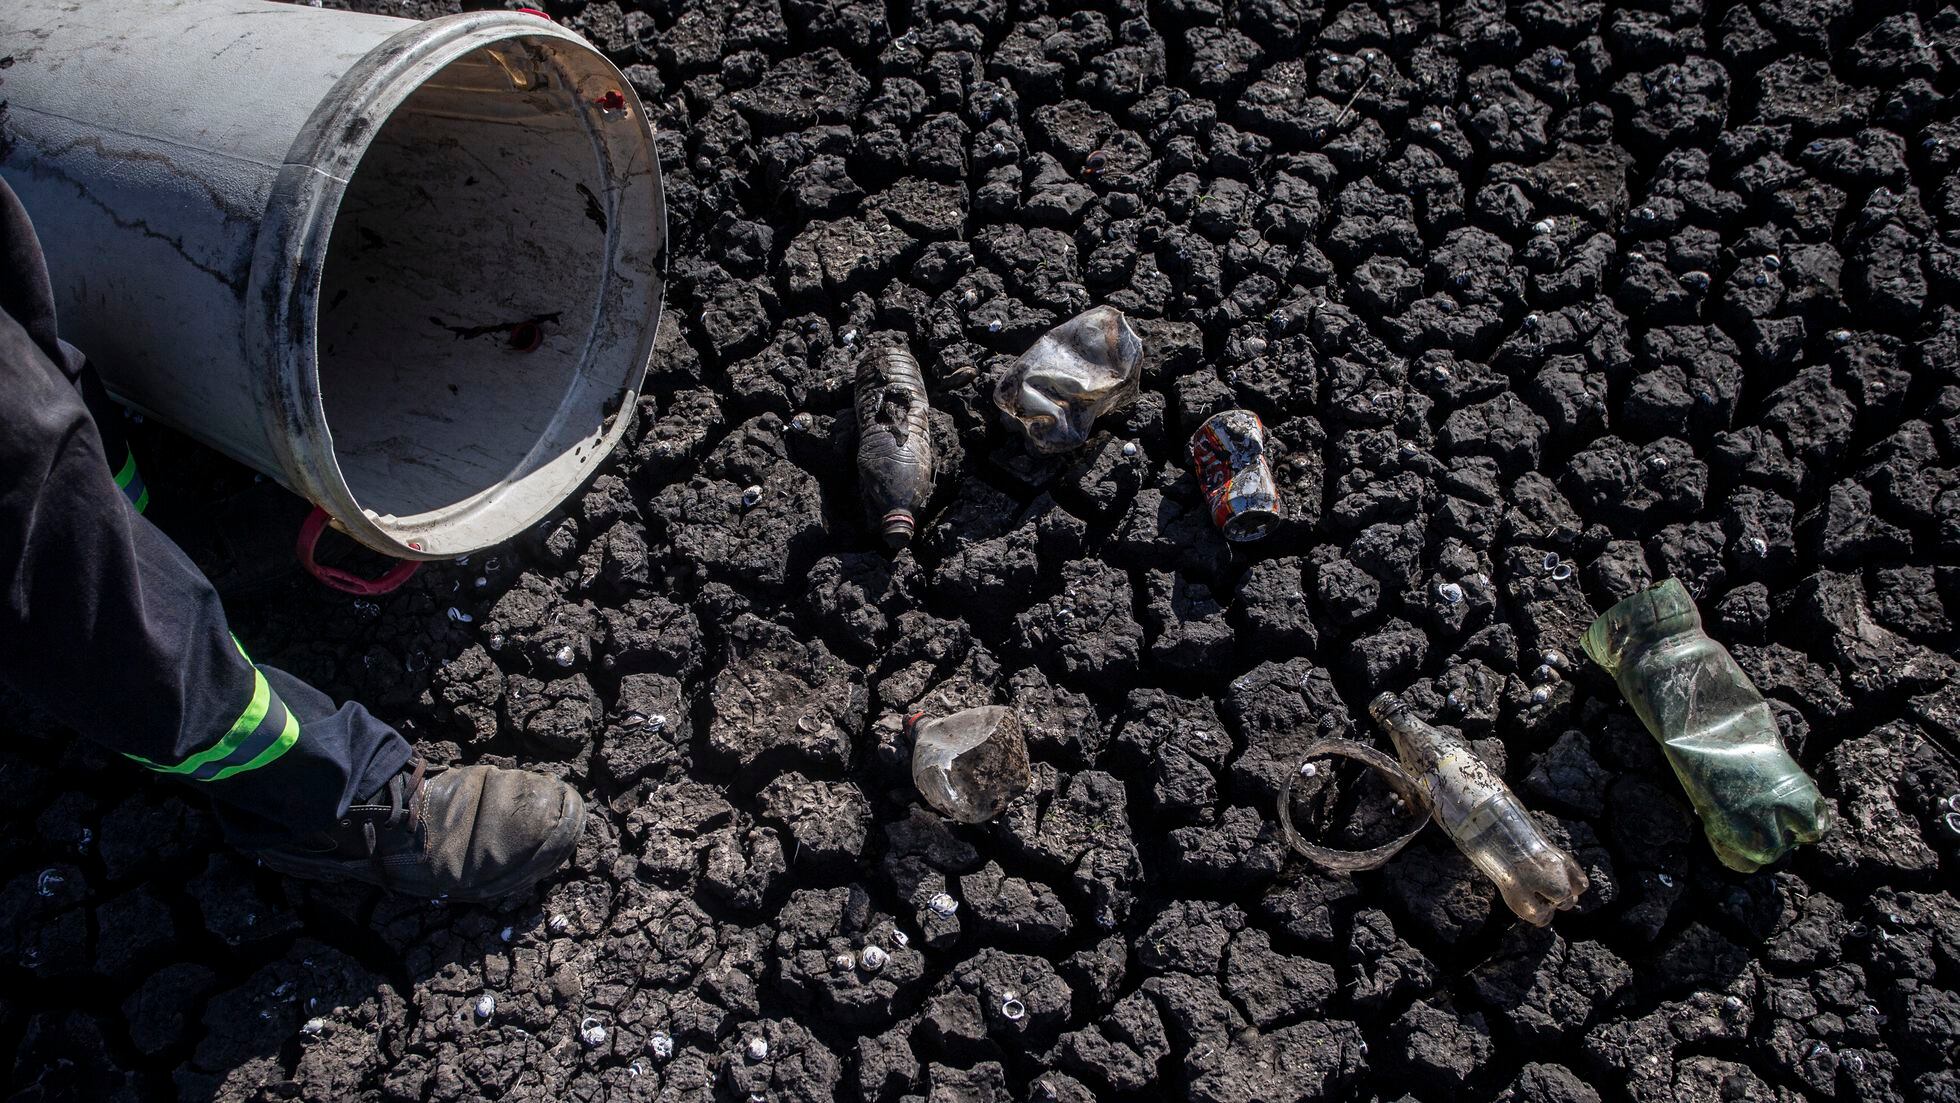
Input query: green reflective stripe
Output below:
<box><xmin>113</xmin><ymin>447</ymin><xmax>149</xmax><ymax>513</ymax></box>
<box><xmin>125</xmin><ymin>667</ymin><xmax>274</xmax><ymax>776</ymax></box>
<box><xmin>125</xmin><ymin>638</ymin><xmax>300</xmax><ymax>782</ymax></box>
<box><xmin>204</xmin><ymin>707</ymin><xmax>300</xmax><ymax>782</ymax></box>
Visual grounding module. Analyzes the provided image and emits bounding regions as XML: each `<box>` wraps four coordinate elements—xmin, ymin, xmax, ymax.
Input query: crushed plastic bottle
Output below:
<box><xmin>1581</xmin><ymin>578</ymin><xmax>1833</xmax><ymax>872</ymax></box>
<box><xmin>1370</xmin><ymin>694</ymin><xmax>1590</xmax><ymax>926</ymax></box>
<box><xmin>855</xmin><ymin>346</ymin><xmax>937</xmax><ymax>549</ymax></box>
<box><xmin>908</xmin><ymin>706</ymin><xmax>1032</xmax><ymax>823</ymax></box>
<box><xmin>993</xmin><ymin>305</ymin><xmax>1143</xmax><ymax>453</ymax></box>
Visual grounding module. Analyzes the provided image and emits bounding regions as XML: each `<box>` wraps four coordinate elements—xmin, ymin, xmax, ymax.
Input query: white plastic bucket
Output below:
<box><xmin>0</xmin><ymin>0</ymin><xmax>666</xmax><ymax>558</ymax></box>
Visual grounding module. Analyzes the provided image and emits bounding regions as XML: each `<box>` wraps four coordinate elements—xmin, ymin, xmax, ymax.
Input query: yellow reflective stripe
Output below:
<box><xmin>112</xmin><ymin>448</ymin><xmax>138</xmax><ymax>490</ymax></box>
<box><xmin>132</xmin><ymin>487</ymin><xmax>150</xmax><ymax>515</ymax></box>
<box><xmin>125</xmin><ymin>666</ymin><xmax>274</xmax><ymax>776</ymax></box>
<box><xmin>204</xmin><ymin>708</ymin><xmax>300</xmax><ymax>782</ymax></box>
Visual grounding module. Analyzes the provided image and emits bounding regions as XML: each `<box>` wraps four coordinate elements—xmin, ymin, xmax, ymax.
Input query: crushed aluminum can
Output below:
<box><xmin>1188</xmin><ymin>409</ymin><xmax>1281</xmax><ymax>542</ymax></box>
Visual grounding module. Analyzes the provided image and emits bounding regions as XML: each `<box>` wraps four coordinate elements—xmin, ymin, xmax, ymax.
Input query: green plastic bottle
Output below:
<box><xmin>1581</xmin><ymin>579</ymin><xmax>1832</xmax><ymax>873</ymax></box>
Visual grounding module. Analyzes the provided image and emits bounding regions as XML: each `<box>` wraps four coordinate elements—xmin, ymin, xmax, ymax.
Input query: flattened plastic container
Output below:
<box><xmin>909</xmin><ymin>706</ymin><xmax>1031</xmax><ymax>823</ymax></box>
<box><xmin>1582</xmin><ymin>579</ymin><xmax>1832</xmax><ymax>872</ymax></box>
<box><xmin>0</xmin><ymin>0</ymin><xmax>666</xmax><ymax>558</ymax></box>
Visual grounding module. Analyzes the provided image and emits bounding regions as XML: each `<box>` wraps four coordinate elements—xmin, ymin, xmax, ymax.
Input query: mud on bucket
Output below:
<box><xmin>0</xmin><ymin>1</ymin><xmax>667</xmax><ymax>559</ymax></box>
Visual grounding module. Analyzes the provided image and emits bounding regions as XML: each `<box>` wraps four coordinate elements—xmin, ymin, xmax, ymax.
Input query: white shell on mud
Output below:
<box><xmin>579</xmin><ymin>1017</ymin><xmax>607</xmax><ymax>1048</ymax></box>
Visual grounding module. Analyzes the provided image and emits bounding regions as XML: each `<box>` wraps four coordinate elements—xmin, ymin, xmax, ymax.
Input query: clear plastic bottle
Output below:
<box><xmin>1582</xmin><ymin>578</ymin><xmax>1832</xmax><ymax>872</ymax></box>
<box><xmin>992</xmin><ymin>305</ymin><xmax>1142</xmax><ymax>453</ymax></box>
<box><xmin>908</xmin><ymin>706</ymin><xmax>1031</xmax><ymax>823</ymax></box>
<box><xmin>1370</xmin><ymin>694</ymin><xmax>1589</xmax><ymax>926</ymax></box>
<box><xmin>855</xmin><ymin>345</ymin><xmax>936</xmax><ymax>548</ymax></box>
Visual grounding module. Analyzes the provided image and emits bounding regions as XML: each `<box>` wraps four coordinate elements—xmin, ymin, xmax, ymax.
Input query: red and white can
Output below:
<box><xmin>1188</xmin><ymin>409</ymin><xmax>1282</xmax><ymax>542</ymax></box>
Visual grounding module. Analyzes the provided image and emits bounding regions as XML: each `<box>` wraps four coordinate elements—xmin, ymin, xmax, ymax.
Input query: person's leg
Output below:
<box><xmin>1</xmin><ymin>175</ymin><xmax>583</xmax><ymax>900</ymax></box>
<box><xmin>0</xmin><ymin>177</ymin><xmax>411</xmax><ymax>839</ymax></box>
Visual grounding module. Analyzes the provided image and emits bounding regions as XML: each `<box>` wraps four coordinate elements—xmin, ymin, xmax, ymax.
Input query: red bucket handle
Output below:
<box><xmin>296</xmin><ymin>507</ymin><xmax>421</xmax><ymax>596</ymax></box>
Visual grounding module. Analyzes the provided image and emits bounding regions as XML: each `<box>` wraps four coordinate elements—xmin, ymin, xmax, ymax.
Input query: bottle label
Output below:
<box><xmin>1419</xmin><ymin>747</ymin><xmax>1503</xmax><ymax>824</ymax></box>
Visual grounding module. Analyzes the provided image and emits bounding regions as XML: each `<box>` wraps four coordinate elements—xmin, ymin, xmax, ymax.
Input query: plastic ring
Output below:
<box><xmin>1279</xmin><ymin>737</ymin><xmax>1432</xmax><ymax>873</ymax></box>
<box><xmin>296</xmin><ymin>506</ymin><xmax>422</xmax><ymax>596</ymax></box>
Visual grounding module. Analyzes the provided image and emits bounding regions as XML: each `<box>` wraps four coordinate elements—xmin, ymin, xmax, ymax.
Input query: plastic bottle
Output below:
<box><xmin>908</xmin><ymin>706</ymin><xmax>1031</xmax><ymax>823</ymax></box>
<box><xmin>855</xmin><ymin>346</ymin><xmax>936</xmax><ymax>549</ymax></box>
<box><xmin>993</xmin><ymin>305</ymin><xmax>1143</xmax><ymax>453</ymax></box>
<box><xmin>1581</xmin><ymin>578</ymin><xmax>1832</xmax><ymax>873</ymax></box>
<box><xmin>1370</xmin><ymin>694</ymin><xmax>1589</xmax><ymax>926</ymax></box>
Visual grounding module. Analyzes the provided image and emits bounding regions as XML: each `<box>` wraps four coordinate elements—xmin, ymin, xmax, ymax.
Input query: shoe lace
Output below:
<box><xmin>361</xmin><ymin>756</ymin><xmax>428</xmax><ymax>885</ymax></box>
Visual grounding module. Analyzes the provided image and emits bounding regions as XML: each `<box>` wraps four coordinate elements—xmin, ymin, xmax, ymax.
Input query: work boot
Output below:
<box><xmin>252</xmin><ymin>757</ymin><xmax>585</xmax><ymax>902</ymax></box>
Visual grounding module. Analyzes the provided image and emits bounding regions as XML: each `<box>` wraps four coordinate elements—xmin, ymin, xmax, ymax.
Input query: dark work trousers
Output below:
<box><xmin>0</xmin><ymin>174</ymin><xmax>409</xmax><ymax>846</ymax></box>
